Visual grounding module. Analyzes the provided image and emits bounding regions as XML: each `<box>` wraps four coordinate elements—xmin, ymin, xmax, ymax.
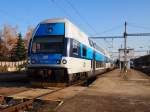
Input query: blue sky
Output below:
<box><xmin>0</xmin><ymin>0</ymin><xmax>150</xmax><ymax>55</ymax></box>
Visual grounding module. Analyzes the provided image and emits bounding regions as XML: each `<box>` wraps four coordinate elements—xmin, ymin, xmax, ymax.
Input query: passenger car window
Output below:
<box><xmin>73</xmin><ymin>40</ymin><xmax>79</xmax><ymax>55</ymax></box>
<box><xmin>82</xmin><ymin>46</ymin><xmax>86</xmax><ymax>57</ymax></box>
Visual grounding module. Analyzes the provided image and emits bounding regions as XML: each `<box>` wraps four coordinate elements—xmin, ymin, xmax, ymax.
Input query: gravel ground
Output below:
<box><xmin>57</xmin><ymin>69</ymin><xmax>150</xmax><ymax>112</ymax></box>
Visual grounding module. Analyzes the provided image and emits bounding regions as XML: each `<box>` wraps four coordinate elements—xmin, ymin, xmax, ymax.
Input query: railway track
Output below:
<box><xmin>0</xmin><ymin>87</ymin><xmax>63</xmax><ymax>112</ymax></box>
<box><xmin>0</xmin><ymin>80</ymin><xmax>87</xmax><ymax>112</ymax></box>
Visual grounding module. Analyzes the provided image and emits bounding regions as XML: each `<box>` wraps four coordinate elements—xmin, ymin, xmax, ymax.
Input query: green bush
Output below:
<box><xmin>17</xmin><ymin>62</ymin><xmax>27</xmax><ymax>72</ymax></box>
<box><xmin>0</xmin><ymin>56</ymin><xmax>11</xmax><ymax>61</ymax></box>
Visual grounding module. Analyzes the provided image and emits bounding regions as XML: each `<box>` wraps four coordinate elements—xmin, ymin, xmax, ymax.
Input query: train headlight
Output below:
<box><xmin>27</xmin><ymin>58</ymin><xmax>31</xmax><ymax>64</ymax></box>
<box><xmin>56</xmin><ymin>60</ymin><xmax>61</xmax><ymax>64</ymax></box>
<box><xmin>62</xmin><ymin>59</ymin><xmax>67</xmax><ymax>64</ymax></box>
<box><xmin>31</xmin><ymin>60</ymin><xmax>36</xmax><ymax>64</ymax></box>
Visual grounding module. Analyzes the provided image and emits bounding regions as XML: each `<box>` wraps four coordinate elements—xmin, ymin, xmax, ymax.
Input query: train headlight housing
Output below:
<box><xmin>56</xmin><ymin>60</ymin><xmax>61</xmax><ymax>64</ymax></box>
<box><xmin>31</xmin><ymin>60</ymin><xmax>36</xmax><ymax>64</ymax></box>
<box><xmin>62</xmin><ymin>59</ymin><xmax>67</xmax><ymax>64</ymax></box>
<box><xmin>27</xmin><ymin>58</ymin><xmax>31</xmax><ymax>64</ymax></box>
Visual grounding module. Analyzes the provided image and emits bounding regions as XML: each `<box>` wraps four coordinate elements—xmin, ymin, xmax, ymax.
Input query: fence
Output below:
<box><xmin>0</xmin><ymin>60</ymin><xmax>27</xmax><ymax>67</ymax></box>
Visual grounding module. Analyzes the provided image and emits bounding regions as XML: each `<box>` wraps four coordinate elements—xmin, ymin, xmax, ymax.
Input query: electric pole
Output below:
<box><xmin>124</xmin><ymin>22</ymin><xmax>127</xmax><ymax>73</ymax></box>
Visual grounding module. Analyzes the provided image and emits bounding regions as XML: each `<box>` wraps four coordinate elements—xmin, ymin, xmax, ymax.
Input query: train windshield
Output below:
<box><xmin>32</xmin><ymin>36</ymin><xmax>64</xmax><ymax>54</ymax></box>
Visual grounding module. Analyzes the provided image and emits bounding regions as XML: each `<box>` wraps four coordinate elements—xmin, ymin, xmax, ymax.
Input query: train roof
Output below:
<box><xmin>41</xmin><ymin>18</ymin><xmax>89</xmax><ymax>44</ymax></box>
<box><xmin>41</xmin><ymin>18</ymin><xmax>68</xmax><ymax>24</ymax></box>
<box><xmin>39</xmin><ymin>18</ymin><xmax>111</xmax><ymax>58</ymax></box>
<box><xmin>133</xmin><ymin>54</ymin><xmax>150</xmax><ymax>60</ymax></box>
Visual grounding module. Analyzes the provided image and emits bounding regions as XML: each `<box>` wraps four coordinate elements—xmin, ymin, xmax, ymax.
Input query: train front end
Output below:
<box><xmin>27</xmin><ymin>21</ymin><xmax>69</xmax><ymax>86</ymax></box>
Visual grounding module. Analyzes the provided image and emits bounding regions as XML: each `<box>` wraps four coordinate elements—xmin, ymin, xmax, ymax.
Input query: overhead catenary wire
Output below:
<box><xmin>50</xmin><ymin>0</ymin><xmax>75</xmax><ymax>23</ymax></box>
<box><xmin>48</xmin><ymin>1</ymin><xmax>150</xmax><ymax>57</ymax></box>
<box><xmin>65</xmin><ymin>0</ymin><xmax>99</xmax><ymax>36</ymax></box>
<box><xmin>90</xmin><ymin>24</ymin><xmax>124</xmax><ymax>51</ymax></box>
<box><xmin>65</xmin><ymin>0</ymin><xmax>125</xmax><ymax>37</ymax></box>
<box><xmin>51</xmin><ymin>0</ymin><xmax>124</xmax><ymax>37</ymax></box>
<box><xmin>128</xmin><ymin>22</ymin><xmax>150</xmax><ymax>31</ymax></box>
<box><xmin>42</xmin><ymin>0</ymin><xmax>123</xmax><ymax>53</ymax></box>
<box><xmin>94</xmin><ymin>24</ymin><xmax>123</xmax><ymax>36</ymax></box>
<box><xmin>64</xmin><ymin>0</ymin><xmax>114</xmax><ymax>49</ymax></box>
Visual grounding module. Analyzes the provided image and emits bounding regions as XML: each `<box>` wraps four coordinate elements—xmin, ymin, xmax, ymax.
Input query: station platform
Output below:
<box><xmin>57</xmin><ymin>69</ymin><xmax>150</xmax><ymax>112</ymax></box>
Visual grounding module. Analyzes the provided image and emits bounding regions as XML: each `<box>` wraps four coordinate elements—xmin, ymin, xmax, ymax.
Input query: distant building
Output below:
<box><xmin>119</xmin><ymin>48</ymin><xmax>134</xmax><ymax>69</ymax></box>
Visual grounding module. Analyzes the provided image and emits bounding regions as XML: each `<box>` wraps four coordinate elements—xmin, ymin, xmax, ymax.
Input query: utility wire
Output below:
<box><xmin>128</xmin><ymin>22</ymin><xmax>150</xmax><ymax>31</ymax></box>
<box><xmin>65</xmin><ymin>0</ymin><xmax>99</xmax><ymax>35</ymax></box>
<box><xmin>50</xmin><ymin>0</ymin><xmax>74</xmax><ymax>22</ymax></box>
<box><xmin>51</xmin><ymin>0</ymin><xmax>123</xmax><ymax>37</ymax></box>
<box><xmin>92</xmin><ymin>24</ymin><xmax>123</xmax><ymax>37</ymax></box>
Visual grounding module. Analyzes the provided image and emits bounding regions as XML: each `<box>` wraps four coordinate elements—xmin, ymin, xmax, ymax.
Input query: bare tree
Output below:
<box><xmin>24</xmin><ymin>26</ymin><xmax>34</xmax><ymax>49</ymax></box>
<box><xmin>0</xmin><ymin>30</ymin><xmax>2</xmax><ymax>43</ymax></box>
<box><xmin>2</xmin><ymin>24</ymin><xmax>18</xmax><ymax>56</ymax></box>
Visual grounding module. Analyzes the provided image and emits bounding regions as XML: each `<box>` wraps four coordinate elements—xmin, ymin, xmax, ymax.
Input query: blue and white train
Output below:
<box><xmin>27</xmin><ymin>18</ymin><xmax>114</xmax><ymax>86</ymax></box>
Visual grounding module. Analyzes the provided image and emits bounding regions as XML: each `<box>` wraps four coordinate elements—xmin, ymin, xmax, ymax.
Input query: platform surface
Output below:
<box><xmin>57</xmin><ymin>69</ymin><xmax>150</xmax><ymax>112</ymax></box>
